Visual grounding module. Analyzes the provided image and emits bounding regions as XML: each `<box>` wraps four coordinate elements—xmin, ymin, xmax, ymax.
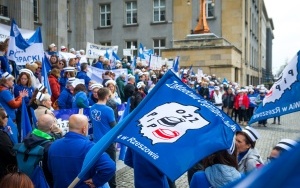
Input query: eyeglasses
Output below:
<box><xmin>37</xmin><ymin>67</ymin><xmax>42</xmax><ymax>69</ymax></box>
<box><xmin>59</xmin><ymin>62</ymin><xmax>64</xmax><ymax>65</ymax></box>
<box><xmin>2</xmin><ymin>115</ymin><xmax>8</xmax><ymax>119</ymax></box>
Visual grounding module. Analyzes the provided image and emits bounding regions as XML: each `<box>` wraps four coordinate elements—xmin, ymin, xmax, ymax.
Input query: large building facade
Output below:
<box><xmin>0</xmin><ymin>0</ymin><xmax>274</xmax><ymax>86</ymax></box>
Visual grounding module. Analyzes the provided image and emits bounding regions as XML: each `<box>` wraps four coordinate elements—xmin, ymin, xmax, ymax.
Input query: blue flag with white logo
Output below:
<box><xmin>172</xmin><ymin>56</ymin><xmax>180</xmax><ymax>72</ymax></box>
<box><xmin>42</xmin><ymin>56</ymin><xmax>52</xmax><ymax>96</ymax></box>
<box><xmin>7</xmin><ymin>20</ymin><xmax>44</xmax><ymax>65</ymax></box>
<box><xmin>138</xmin><ymin>43</ymin><xmax>145</xmax><ymax>59</ymax></box>
<box><xmin>68</xmin><ymin>70</ymin><xmax>240</xmax><ymax>186</ymax></box>
<box><xmin>249</xmin><ymin>51</ymin><xmax>300</xmax><ymax>124</ymax></box>
<box><xmin>115</xmin><ymin>70</ymin><xmax>240</xmax><ymax>181</ymax></box>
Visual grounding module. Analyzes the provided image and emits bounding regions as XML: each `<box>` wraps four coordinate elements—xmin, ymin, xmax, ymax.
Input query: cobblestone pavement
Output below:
<box><xmin>116</xmin><ymin>112</ymin><xmax>300</xmax><ymax>187</ymax></box>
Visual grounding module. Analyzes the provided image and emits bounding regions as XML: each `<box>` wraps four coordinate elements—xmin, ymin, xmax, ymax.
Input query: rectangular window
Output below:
<box><xmin>126</xmin><ymin>41</ymin><xmax>138</xmax><ymax>57</ymax></box>
<box><xmin>0</xmin><ymin>5</ymin><xmax>8</xmax><ymax>17</ymax></box>
<box><xmin>206</xmin><ymin>0</ymin><xmax>214</xmax><ymax>18</ymax></box>
<box><xmin>126</xmin><ymin>1</ymin><xmax>137</xmax><ymax>25</ymax></box>
<box><xmin>100</xmin><ymin>4</ymin><xmax>111</xmax><ymax>27</ymax></box>
<box><xmin>153</xmin><ymin>0</ymin><xmax>166</xmax><ymax>22</ymax></box>
<box><xmin>153</xmin><ymin>39</ymin><xmax>166</xmax><ymax>56</ymax></box>
<box><xmin>33</xmin><ymin>0</ymin><xmax>39</xmax><ymax>23</ymax></box>
<box><xmin>100</xmin><ymin>42</ymin><xmax>112</xmax><ymax>46</ymax></box>
<box><xmin>67</xmin><ymin>1</ymin><xmax>70</xmax><ymax>30</ymax></box>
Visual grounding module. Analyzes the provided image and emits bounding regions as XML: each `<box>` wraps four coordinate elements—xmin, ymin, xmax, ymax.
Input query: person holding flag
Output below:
<box><xmin>48</xmin><ymin>114</ymin><xmax>115</xmax><ymax>188</ymax></box>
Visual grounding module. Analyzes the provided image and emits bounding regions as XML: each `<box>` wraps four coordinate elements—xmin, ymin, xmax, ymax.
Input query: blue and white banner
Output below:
<box><xmin>86</xmin><ymin>42</ymin><xmax>118</xmax><ymax>59</ymax></box>
<box><xmin>116</xmin><ymin>70</ymin><xmax>240</xmax><ymax>181</ymax></box>
<box><xmin>249</xmin><ymin>51</ymin><xmax>300</xmax><ymax>124</ymax></box>
<box><xmin>53</xmin><ymin>108</ymin><xmax>91</xmax><ymax>136</ymax></box>
<box><xmin>0</xmin><ymin>23</ymin><xmax>35</xmax><ymax>42</ymax></box>
<box><xmin>7</xmin><ymin>20</ymin><xmax>44</xmax><ymax>65</ymax></box>
<box><xmin>58</xmin><ymin>52</ymin><xmax>76</xmax><ymax>63</ymax></box>
<box><xmin>87</xmin><ymin>66</ymin><xmax>128</xmax><ymax>84</ymax></box>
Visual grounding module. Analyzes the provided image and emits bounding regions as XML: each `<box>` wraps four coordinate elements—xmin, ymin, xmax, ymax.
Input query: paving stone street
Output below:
<box><xmin>115</xmin><ymin>111</ymin><xmax>300</xmax><ymax>187</ymax></box>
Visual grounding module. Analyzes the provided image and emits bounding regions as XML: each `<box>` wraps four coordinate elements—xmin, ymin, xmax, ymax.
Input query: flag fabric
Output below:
<box><xmin>43</xmin><ymin>53</ymin><xmax>52</xmax><ymax>73</ymax></box>
<box><xmin>42</xmin><ymin>56</ymin><xmax>52</xmax><ymax>96</ymax></box>
<box><xmin>21</xmin><ymin>98</ymin><xmax>32</xmax><ymax>141</ymax></box>
<box><xmin>110</xmin><ymin>51</ymin><xmax>120</xmax><ymax>69</ymax></box>
<box><xmin>118</xmin><ymin>99</ymin><xmax>131</xmax><ymax>161</ymax></box>
<box><xmin>7</xmin><ymin>19</ymin><xmax>44</xmax><ymax>65</ymax></box>
<box><xmin>172</xmin><ymin>56</ymin><xmax>180</xmax><ymax>72</ymax></box>
<box><xmin>138</xmin><ymin>43</ymin><xmax>145</xmax><ymax>59</ymax></box>
<box><xmin>104</xmin><ymin>49</ymin><xmax>110</xmax><ymax>59</ymax></box>
<box><xmin>131</xmin><ymin>56</ymin><xmax>137</xmax><ymax>70</ymax></box>
<box><xmin>249</xmin><ymin>51</ymin><xmax>300</xmax><ymax>124</ymax></box>
<box><xmin>31</xmin><ymin>166</ymin><xmax>50</xmax><ymax>188</ymax></box>
<box><xmin>68</xmin><ymin>70</ymin><xmax>240</xmax><ymax>187</ymax></box>
<box><xmin>226</xmin><ymin>141</ymin><xmax>300</xmax><ymax>188</ymax></box>
<box><xmin>6</xmin><ymin>118</ymin><xmax>18</xmax><ymax>144</ymax></box>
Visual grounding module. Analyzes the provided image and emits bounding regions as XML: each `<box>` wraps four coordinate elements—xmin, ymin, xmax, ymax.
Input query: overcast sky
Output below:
<box><xmin>264</xmin><ymin>0</ymin><xmax>300</xmax><ymax>74</ymax></box>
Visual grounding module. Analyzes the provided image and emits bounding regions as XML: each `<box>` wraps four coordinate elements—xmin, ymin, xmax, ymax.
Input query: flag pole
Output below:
<box><xmin>68</xmin><ymin>177</ymin><xmax>80</xmax><ymax>188</ymax></box>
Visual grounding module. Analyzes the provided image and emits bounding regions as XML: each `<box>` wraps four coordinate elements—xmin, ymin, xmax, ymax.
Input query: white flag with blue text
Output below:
<box><xmin>7</xmin><ymin>20</ymin><xmax>44</xmax><ymax>65</ymax></box>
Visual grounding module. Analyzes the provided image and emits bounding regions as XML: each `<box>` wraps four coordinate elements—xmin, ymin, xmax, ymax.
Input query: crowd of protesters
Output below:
<box><xmin>0</xmin><ymin>39</ymin><xmax>296</xmax><ymax>188</ymax></box>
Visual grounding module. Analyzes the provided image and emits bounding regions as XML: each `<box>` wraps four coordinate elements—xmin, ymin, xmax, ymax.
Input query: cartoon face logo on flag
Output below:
<box><xmin>139</xmin><ymin>102</ymin><xmax>209</xmax><ymax>144</ymax></box>
<box><xmin>263</xmin><ymin>54</ymin><xmax>298</xmax><ymax>106</ymax></box>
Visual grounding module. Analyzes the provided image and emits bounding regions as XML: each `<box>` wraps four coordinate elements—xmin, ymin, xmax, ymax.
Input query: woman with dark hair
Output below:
<box><xmin>48</xmin><ymin>68</ymin><xmax>61</xmax><ymax>104</ymax></box>
<box><xmin>0</xmin><ymin>172</ymin><xmax>34</xmax><ymax>188</ymax></box>
<box><xmin>49</xmin><ymin>55</ymin><xmax>58</xmax><ymax>68</ymax></box>
<box><xmin>0</xmin><ymin>108</ymin><xmax>17</xmax><ymax>179</ymax></box>
<box><xmin>59</xmin><ymin>66</ymin><xmax>75</xmax><ymax>91</ymax></box>
<box><xmin>236</xmin><ymin>126</ymin><xmax>264</xmax><ymax>173</ymax></box>
<box><xmin>190</xmin><ymin>149</ymin><xmax>241</xmax><ymax>188</ymax></box>
<box><xmin>0</xmin><ymin>72</ymin><xmax>27</xmax><ymax>122</ymax></box>
<box><xmin>130</xmin><ymin>82</ymin><xmax>146</xmax><ymax>112</ymax></box>
<box><xmin>72</xmin><ymin>83</ymin><xmax>89</xmax><ymax>108</ymax></box>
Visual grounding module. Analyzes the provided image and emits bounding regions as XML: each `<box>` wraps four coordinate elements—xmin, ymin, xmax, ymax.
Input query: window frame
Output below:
<box><xmin>100</xmin><ymin>4</ymin><xmax>111</xmax><ymax>27</ymax></box>
<box><xmin>125</xmin><ymin>40</ymin><xmax>138</xmax><ymax>57</ymax></box>
<box><xmin>153</xmin><ymin>0</ymin><xmax>166</xmax><ymax>23</ymax></box>
<box><xmin>206</xmin><ymin>0</ymin><xmax>214</xmax><ymax>18</ymax></box>
<box><xmin>153</xmin><ymin>38</ymin><xmax>166</xmax><ymax>56</ymax></box>
<box><xmin>125</xmin><ymin>1</ymin><xmax>137</xmax><ymax>25</ymax></box>
<box><xmin>33</xmin><ymin>0</ymin><xmax>40</xmax><ymax>23</ymax></box>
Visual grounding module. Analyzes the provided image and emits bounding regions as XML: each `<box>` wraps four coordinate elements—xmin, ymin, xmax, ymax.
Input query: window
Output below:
<box><xmin>206</xmin><ymin>0</ymin><xmax>214</xmax><ymax>18</ymax></box>
<box><xmin>153</xmin><ymin>0</ymin><xmax>166</xmax><ymax>22</ymax></box>
<box><xmin>33</xmin><ymin>0</ymin><xmax>39</xmax><ymax>23</ymax></box>
<box><xmin>153</xmin><ymin>39</ymin><xmax>165</xmax><ymax>56</ymax></box>
<box><xmin>100</xmin><ymin>42</ymin><xmax>112</xmax><ymax>46</ymax></box>
<box><xmin>0</xmin><ymin>5</ymin><xmax>8</xmax><ymax>17</ymax></box>
<box><xmin>67</xmin><ymin>1</ymin><xmax>70</xmax><ymax>30</ymax></box>
<box><xmin>100</xmin><ymin>4</ymin><xmax>111</xmax><ymax>27</ymax></box>
<box><xmin>126</xmin><ymin>1</ymin><xmax>137</xmax><ymax>25</ymax></box>
<box><xmin>126</xmin><ymin>41</ymin><xmax>138</xmax><ymax>56</ymax></box>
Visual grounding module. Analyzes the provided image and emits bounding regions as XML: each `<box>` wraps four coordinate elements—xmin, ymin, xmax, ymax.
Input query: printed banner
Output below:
<box><xmin>249</xmin><ymin>51</ymin><xmax>300</xmax><ymax>124</ymax></box>
<box><xmin>0</xmin><ymin>23</ymin><xmax>35</xmax><ymax>42</ymax></box>
<box><xmin>7</xmin><ymin>20</ymin><xmax>44</xmax><ymax>65</ymax></box>
<box><xmin>86</xmin><ymin>42</ymin><xmax>118</xmax><ymax>59</ymax></box>
<box><xmin>87</xmin><ymin>66</ymin><xmax>128</xmax><ymax>84</ymax></box>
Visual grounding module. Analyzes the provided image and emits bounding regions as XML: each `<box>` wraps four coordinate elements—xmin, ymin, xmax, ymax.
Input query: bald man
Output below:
<box><xmin>23</xmin><ymin>114</ymin><xmax>56</xmax><ymax>186</ymax></box>
<box><xmin>48</xmin><ymin>114</ymin><xmax>115</xmax><ymax>188</ymax></box>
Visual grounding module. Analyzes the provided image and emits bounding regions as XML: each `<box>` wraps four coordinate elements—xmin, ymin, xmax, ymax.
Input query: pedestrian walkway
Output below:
<box><xmin>116</xmin><ymin>112</ymin><xmax>300</xmax><ymax>187</ymax></box>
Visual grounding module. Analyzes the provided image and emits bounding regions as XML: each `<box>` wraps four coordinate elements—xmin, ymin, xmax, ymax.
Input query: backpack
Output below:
<box><xmin>13</xmin><ymin>140</ymin><xmax>51</xmax><ymax>177</ymax></box>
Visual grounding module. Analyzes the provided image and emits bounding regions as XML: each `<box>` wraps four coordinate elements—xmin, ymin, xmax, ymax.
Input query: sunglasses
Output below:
<box><xmin>2</xmin><ymin>115</ymin><xmax>9</xmax><ymax>119</ymax></box>
<box><xmin>37</xmin><ymin>67</ymin><xmax>42</xmax><ymax>69</ymax></box>
<box><xmin>59</xmin><ymin>62</ymin><xmax>64</xmax><ymax>65</ymax></box>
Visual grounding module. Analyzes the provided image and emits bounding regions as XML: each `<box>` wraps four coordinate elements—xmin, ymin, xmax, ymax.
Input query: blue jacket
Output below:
<box><xmin>59</xmin><ymin>76</ymin><xmax>68</xmax><ymax>92</ymax></box>
<box><xmin>57</xmin><ymin>88</ymin><xmax>73</xmax><ymax>109</ymax></box>
<box><xmin>93</xmin><ymin>61</ymin><xmax>103</xmax><ymax>69</ymax></box>
<box><xmin>48</xmin><ymin>132</ymin><xmax>116</xmax><ymax>188</ymax></box>
<box><xmin>0</xmin><ymin>55</ymin><xmax>11</xmax><ymax>75</ymax></box>
<box><xmin>125</xmin><ymin>148</ymin><xmax>169</xmax><ymax>188</ymax></box>
<box><xmin>14</xmin><ymin>84</ymin><xmax>34</xmax><ymax>106</ymax></box>
<box><xmin>76</xmin><ymin>71</ymin><xmax>91</xmax><ymax>89</ymax></box>
<box><xmin>72</xmin><ymin>91</ymin><xmax>89</xmax><ymax>108</ymax></box>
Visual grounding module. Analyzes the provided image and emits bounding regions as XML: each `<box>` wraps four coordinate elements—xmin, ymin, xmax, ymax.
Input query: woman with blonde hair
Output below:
<box><xmin>25</xmin><ymin>62</ymin><xmax>41</xmax><ymax>89</ymax></box>
<box><xmin>0</xmin><ymin>172</ymin><xmax>34</xmax><ymax>188</ymax></box>
<box><xmin>34</xmin><ymin>92</ymin><xmax>62</xmax><ymax>136</ymax></box>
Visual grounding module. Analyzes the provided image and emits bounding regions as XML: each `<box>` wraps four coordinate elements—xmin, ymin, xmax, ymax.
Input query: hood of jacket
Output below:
<box><xmin>205</xmin><ymin>164</ymin><xmax>241</xmax><ymax>188</ymax></box>
<box><xmin>23</xmin><ymin>129</ymin><xmax>54</xmax><ymax>149</ymax></box>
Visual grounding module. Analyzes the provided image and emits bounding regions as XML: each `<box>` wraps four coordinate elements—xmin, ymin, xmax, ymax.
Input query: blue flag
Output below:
<box><xmin>42</xmin><ymin>56</ymin><xmax>52</xmax><ymax>96</ymax></box>
<box><xmin>226</xmin><ymin>141</ymin><xmax>300</xmax><ymax>188</ymax></box>
<box><xmin>249</xmin><ymin>51</ymin><xmax>300</xmax><ymax>124</ymax></box>
<box><xmin>21</xmin><ymin>98</ymin><xmax>32</xmax><ymax>141</ymax></box>
<box><xmin>8</xmin><ymin>20</ymin><xmax>44</xmax><ymax>65</ymax></box>
<box><xmin>138</xmin><ymin>43</ymin><xmax>145</xmax><ymax>59</ymax></box>
<box><xmin>43</xmin><ymin>53</ymin><xmax>52</xmax><ymax>74</ymax></box>
<box><xmin>104</xmin><ymin>49</ymin><xmax>110</xmax><ymax>59</ymax></box>
<box><xmin>172</xmin><ymin>56</ymin><xmax>180</xmax><ymax>72</ymax></box>
<box><xmin>31</xmin><ymin>166</ymin><xmax>50</xmax><ymax>188</ymax></box>
<box><xmin>69</xmin><ymin>70</ymin><xmax>240</xmax><ymax>187</ymax></box>
<box><xmin>118</xmin><ymin>99</ymin><xmax>131</xmax><ymax>160</ymax></box>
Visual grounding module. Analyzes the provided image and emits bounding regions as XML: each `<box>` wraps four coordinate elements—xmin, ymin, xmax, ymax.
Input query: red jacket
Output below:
<box><xmin>48</xmin><ymin>75</ymin><xmax>60</xmax><ymax>102</ymax></box>
<box><xmin>234</xmin><ymin>94</ymin><xmax>250</xmax><ymax>109</ymax></box>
